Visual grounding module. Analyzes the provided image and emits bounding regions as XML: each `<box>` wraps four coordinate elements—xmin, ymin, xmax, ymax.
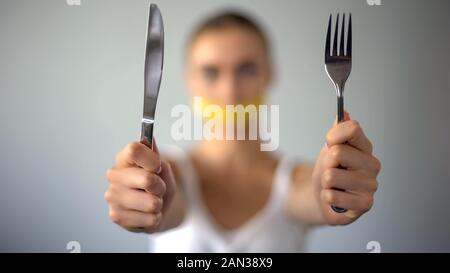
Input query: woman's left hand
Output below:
<box><xmin>312</xmin><ymin>112</ymin><xmax>381</xmax><ymax>225</ymax></box>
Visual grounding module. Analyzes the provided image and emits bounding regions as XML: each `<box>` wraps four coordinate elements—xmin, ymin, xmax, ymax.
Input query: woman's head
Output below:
<box><xmin>185</xmin><ymin>10</ymin><xmax>273</xmax><ymax>106</ymax></box>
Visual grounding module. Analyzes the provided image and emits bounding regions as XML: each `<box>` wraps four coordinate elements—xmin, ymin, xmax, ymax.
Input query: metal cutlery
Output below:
<box><xmin>324</xmin><ymin>13</ymin><xmax>352</xmax><ymax>213</ymax></box>
<box><xmin>141</xmin><ymin>3</ymin><xmax>164</xmax><ymax>149</ymax></box>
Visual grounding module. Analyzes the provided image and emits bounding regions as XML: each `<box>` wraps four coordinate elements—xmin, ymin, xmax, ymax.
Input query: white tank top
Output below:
<box><xmin>149</xmin><ymin>147</ymin><xmax>310</xmax><ymax>252</ymax></box>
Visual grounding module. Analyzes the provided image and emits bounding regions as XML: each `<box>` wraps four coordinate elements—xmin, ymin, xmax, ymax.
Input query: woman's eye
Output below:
<box><xmin>202</xmin><ymin>67</ymin><xmax>218</xmax><ymax>82</ymax></box>
<box><xmin>238</xmin><ymin>63</ymin><xmax>258</xmax><ymax>78</ymax></box>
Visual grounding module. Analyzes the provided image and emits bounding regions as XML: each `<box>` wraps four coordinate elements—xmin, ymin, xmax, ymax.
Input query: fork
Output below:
<box><xmin>324</xmin><ymin>13</ymin><xmax>352</xmax><ymax>213</ymax></box>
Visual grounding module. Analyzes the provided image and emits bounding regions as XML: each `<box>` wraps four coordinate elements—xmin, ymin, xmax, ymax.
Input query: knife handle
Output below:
<box><xmin>140</xmin><ymin>120</ymin><xmax>154</xmax><ymax>149</ymax></box>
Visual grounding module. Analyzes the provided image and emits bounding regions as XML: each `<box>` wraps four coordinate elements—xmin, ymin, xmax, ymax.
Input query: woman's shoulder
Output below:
<box><xmin>292</xmin><ymin>163</ymin><xmax>314</xmax><ymax>185</ymax></box>
<box><xmin>274</xmin><ymin>154</ymin><xmax>313</xmax><ymax>185</ymax></box>
<box><xmin>280</xmin><ymin>154</ymin><xmax>313</xmax><ymax>189</ymax></box>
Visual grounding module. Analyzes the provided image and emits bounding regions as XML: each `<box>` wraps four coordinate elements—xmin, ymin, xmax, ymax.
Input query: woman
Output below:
<box><xmin>104</xmin><ymin>11</ymin><xmax>381</xmax><ymax>252</ymax></box>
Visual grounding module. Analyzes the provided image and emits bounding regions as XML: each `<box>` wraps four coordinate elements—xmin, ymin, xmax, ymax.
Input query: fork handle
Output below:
<box><xmin>331</xmin><ymin>95</ymin><xmax>348</xmax><ymax>213</ymax></box>
<box><xmin>337</xmin><ymin>95</ymin><xmax>344</xmax><ymax>122</ymax></box>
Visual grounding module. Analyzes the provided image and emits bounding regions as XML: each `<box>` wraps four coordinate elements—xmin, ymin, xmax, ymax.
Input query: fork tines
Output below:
<box><xmin>325</xmin><ymin>13</ymin><xmax>352</xmax><ymax>59</ymax></box>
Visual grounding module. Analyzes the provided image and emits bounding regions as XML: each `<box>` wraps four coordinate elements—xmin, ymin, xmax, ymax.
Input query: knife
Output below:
<box><xmin>141</xmin><ymin>3</ymin><xmax>164</xmax><ymax>149</ymax></box>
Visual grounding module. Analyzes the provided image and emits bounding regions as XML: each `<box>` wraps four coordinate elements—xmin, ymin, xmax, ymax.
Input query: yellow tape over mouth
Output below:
<box><xmin>193</xmin><ymin>96</ymin><xmax>266</xmax><ymax>124</ymax></box>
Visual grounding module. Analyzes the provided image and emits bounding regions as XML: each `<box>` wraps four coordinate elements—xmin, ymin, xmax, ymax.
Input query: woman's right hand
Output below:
<box><xmin>105</xmin><ymin>139</ymin><xmax>176</xmax><ymax>233</ymax></box>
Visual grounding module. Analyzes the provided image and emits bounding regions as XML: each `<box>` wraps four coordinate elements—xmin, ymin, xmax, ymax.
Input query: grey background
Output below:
<box><xmin>1</xmin><ymin>0</ymin><xmax>449</xmax><ymax>252</ymax></box>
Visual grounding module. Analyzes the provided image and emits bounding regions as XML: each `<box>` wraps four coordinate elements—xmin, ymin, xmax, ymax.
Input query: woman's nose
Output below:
<box><xmin>217</xmin><ymin>74</ymin><xmax>240</xmax><ymax>104</ymax></box>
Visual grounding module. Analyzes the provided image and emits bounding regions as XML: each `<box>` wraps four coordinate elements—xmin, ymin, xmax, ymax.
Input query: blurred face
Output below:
<box><xmin>186</xmin><ymin>27</ymin><xmax>272</xmax><ymax>106</ymax></box>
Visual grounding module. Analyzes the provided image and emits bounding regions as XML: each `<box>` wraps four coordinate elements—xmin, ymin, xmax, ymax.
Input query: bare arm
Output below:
<box><xmin>286</xmin><ymin>165</ymin><xmax>325</xmax><ymax>226</ymax></box>
<box><xmin>157</xmin><ymin>159</ymin><xmax>187</xmax><ymax>231</ymax></box>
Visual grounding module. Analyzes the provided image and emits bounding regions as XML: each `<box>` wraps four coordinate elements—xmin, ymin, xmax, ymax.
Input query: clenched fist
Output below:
<box><xmin>105</xmin><ymin>139</ymin><xmax>176</xmax><ymax>233</ymax></box>
<box><xmin>312</xmin><ymin>112</ymin><xmax>381</xmax><ymax>225</ymax></box>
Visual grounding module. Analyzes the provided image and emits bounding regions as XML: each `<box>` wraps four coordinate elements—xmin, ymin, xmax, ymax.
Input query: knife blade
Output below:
<box><xmin>141</xmin><ymin>3</ymin><xmax>164</xmax><ymax>149</ymax></box>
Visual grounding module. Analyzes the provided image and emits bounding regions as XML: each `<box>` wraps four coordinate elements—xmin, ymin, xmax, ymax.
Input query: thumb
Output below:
<box><xmin>152</xmin><ymin>136</ymin><xmax>160</xmax><ymax>155</ymax></box>
<box><xmin>344</xmin><ymin>111</ymin><xmax>351</xmax><ymax>121</ymax></box>
<box><xmin>151</xmin><ymin>137</ymin><xmax>162</xmax><ymax>174</ymax></box>
<box><xmin>333</xmin><ymin>111</ymin><xmax>351</xmax><ymax>126</ymax></box>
